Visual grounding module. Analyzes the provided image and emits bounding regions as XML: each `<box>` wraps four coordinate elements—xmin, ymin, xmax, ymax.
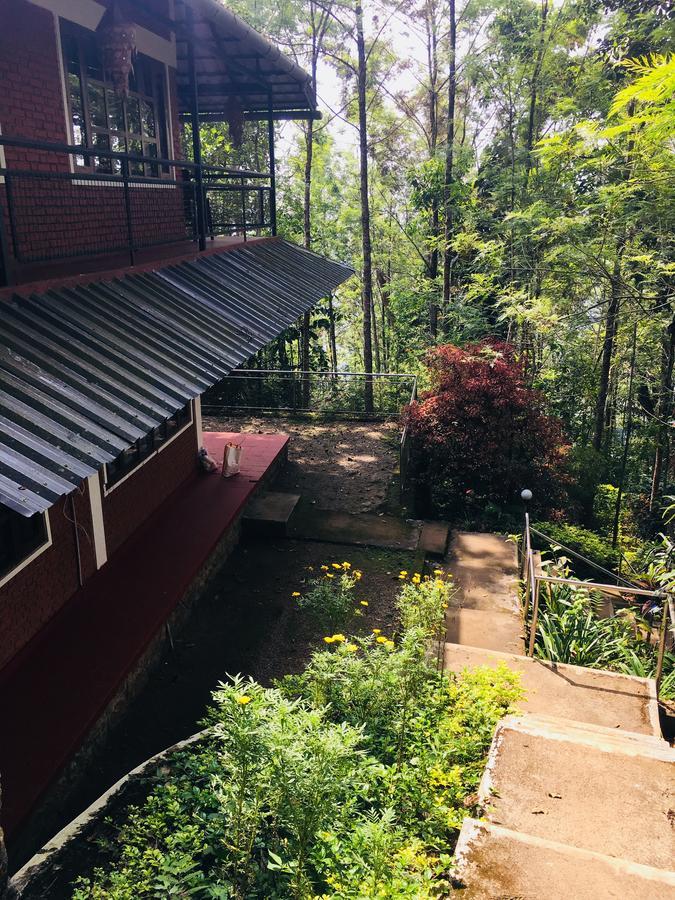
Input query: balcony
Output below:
<box><xmin>0</xmin><ymin>135</ymin><xmax>275</xmax><ymax>287</ymax></box>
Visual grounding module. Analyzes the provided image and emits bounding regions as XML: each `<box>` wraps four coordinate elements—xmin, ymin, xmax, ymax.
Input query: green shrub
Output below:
<box><xmin>73</xmin><ymin>578</ymin><xmax>522</xmax><ymax>899</ymax></box>
<box><xmin>533</xmin><ymin>521</ymin><xmax>620</xmax><ymax>572</ymax></box>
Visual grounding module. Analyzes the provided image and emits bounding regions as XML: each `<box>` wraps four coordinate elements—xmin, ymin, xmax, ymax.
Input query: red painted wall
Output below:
<box><xmin>102</xmin><ymin>418</ymin><xmax>199</xmax><ymax>558</ymax></box>
<box><xmin>0</xmin><ymin>0</ymin><xmax>187</xmax><ymax>266</ymax></box>
<box><xmin>0</xmin><ymin>418</ymin><xmax>199</xmax><ymax>673</ymax></box>
<box><xmin>0</xmin><ymin>484</ymin><xmax>96</xmax><ymax>672</ymax></box>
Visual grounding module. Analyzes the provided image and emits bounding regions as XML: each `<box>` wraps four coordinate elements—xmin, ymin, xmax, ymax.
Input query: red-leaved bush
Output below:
<box><xmin>404</xmin><ymin>341</ymin><xmax>568</xmax><ymax>519</ymax></box>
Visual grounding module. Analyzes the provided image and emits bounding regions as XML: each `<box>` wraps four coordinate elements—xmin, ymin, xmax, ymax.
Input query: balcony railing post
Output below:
<box><xmin>121</xmin><ymin>157</ymin><xmax>135</xmax><ymax>267</ymax></box>
<box><xmin>240</xmin><ymin>175</ymin><xmax>247</xmax><ymax>241</ymax></box>
<box><xmin>267</xmin><ymin>99</ymin><xmax>277</xmax><ymax>236</ymax></box>
<box><xmin>186</xmin><ymin>4</ymin><xmax>207</xmax><ymax>251</ymax></box>
<box><xmin>0</xmin><ymin>197</ymin><xmax>12</xmax><ymax>287</ymax></box>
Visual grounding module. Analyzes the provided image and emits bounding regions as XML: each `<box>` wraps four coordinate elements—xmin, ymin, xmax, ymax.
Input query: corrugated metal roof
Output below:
<box><xmin>0</xmin><ymin>240</ymin><xmax>353</xmax><ymax>516</ymax></box>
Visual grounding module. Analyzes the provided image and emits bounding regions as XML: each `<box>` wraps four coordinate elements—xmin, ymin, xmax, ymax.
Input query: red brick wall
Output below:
<box><xmin>102</xmin><ymin>417</ymin><xmax>199</xmax><ymax>557</ymax></box>
<box><xmin>0</xmin><ymin>0</ymin><xmax>187</xmax><ymax>266</ymax></box>
<box><xmin>0</xmin><ymin>483</ymin><xmax>97</xmax><ymax>672</ymax></box>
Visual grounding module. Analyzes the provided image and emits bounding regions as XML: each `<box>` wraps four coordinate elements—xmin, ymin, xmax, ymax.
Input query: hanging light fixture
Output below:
<box><xmin>225</xmin><ymin>96</ymin><xmax>245</xmax><ymax>149</ymax></box>
<box><xmin>96</xmin><ymin>1</ymin><xmax>137</xmax><ymax>97</ymax></box>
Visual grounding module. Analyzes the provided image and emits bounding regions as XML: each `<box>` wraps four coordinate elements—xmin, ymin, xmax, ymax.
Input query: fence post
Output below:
<box><xmin>0</xmin><ymin>199</ymin><xmax>12</xmax><ymax>287</ymax></box>
<box><xmin>527</xmin><ymin>578</ymin><xmax>541</xmax><ymax>657</ymax></box>
<box><xmin>655</xmin><ymin>597</ymin><xmax>670</xmax><ymax>687</ymax></box>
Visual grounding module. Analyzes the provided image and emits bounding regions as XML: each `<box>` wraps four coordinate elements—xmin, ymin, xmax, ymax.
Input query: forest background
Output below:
<box><xmin>203</xmin><ymin>0</ymin><xmax>673</xmax><ymax>545</ymax></box>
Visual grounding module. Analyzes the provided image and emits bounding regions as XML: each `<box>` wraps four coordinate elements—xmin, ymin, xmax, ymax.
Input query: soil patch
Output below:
<box><xmin>203</xmin><ymin>416</ymin><xmax>401</xmax><ymax>514</ymax></box>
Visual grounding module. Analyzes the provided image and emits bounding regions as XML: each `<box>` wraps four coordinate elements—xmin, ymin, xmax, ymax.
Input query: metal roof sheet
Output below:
<box><xmin>0</xmin><ymin>240</ymin><xmax>353</xmax><ymax>516</ymax></box>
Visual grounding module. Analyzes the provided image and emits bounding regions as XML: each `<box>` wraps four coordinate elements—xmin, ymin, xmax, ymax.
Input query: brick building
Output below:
<box><xmin>0</xmin><ymin>0</ymin><xmax>351</xmax><ymax>854</ymax></box>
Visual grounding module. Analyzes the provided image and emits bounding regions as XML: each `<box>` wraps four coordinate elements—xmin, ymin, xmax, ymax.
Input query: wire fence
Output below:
<box><xmin>202</xmin><ymin>369</ymin><xmax>417</xmax><ymax>419</ymax></box>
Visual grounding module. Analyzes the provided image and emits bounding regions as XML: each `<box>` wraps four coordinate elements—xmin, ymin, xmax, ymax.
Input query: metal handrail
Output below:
<box><xmin>521</xmin><ymin>515</ymin><xmax>671</xmax><ymax>694</ymax></box>
<box><xmin>0</xmin><ymin>134</ymin><xmax>271</xmax><ymax>179</ymax></box>
<box><xmin>0</xmin><ymin>134</ymin><xmax>274</xmax><ymax>282</ymax></box>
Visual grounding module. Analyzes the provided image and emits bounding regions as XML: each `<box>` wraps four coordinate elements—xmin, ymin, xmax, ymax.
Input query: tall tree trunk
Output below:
<box><xmin>650</xmin><ymin>315</ymin><xmax>675</xmax><ymax>510</ymax></box>
<box><xmin>327</xmin><ymin>292</ymin><xmax>338</xmax><ymax>373</ymax></box>
<box><xmin>356</xmin><ymin>1</ymin><xmax>374</xmax><ymax>411</ymax></box>
<box><xmin>593</xmin><ymin>258</ymin><xmax>622</xmax><ymax>452</ymax></box>
<box><xmin>441</xmin><ymin>0</ymin><xmax>457</xmax><ymax>312</ymax></box>
<box><xmin>424</xmin><ymin>0</ymin><xmax>440</xmax><ymax>336</ymax></box>
<box><xmin>524</xmin><ymin>0</ymin><xmax>549</xmax><ymax>190</ymax></box>
<box><xmin>300</xmin><ymin>116</ymin><xmax>313</xmax><ymax>404</ymax></box>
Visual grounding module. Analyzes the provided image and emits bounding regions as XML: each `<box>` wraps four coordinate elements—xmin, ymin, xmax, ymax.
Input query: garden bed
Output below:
<box><xmin>14</xmin><ymin>575</ymin><xmax>522</xmax><ymax>899</ymax></box>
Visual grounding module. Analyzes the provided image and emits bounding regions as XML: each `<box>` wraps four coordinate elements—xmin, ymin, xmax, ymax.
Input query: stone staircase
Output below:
<box><xmin>444</xmin><ymin>532</ymin><xmax>675</xmax><ymax>898</ymax></box>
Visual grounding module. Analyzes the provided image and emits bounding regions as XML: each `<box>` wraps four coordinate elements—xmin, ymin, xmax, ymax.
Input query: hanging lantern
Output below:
<box><xmin>97</xmin><ymin>1</ymin><xmax>137</xmax><ymax>97</ymax></box>
<box><xmin>225</xmin><ymin>97</ymin><xmax>245</xmax><ymax>150</ymax></box>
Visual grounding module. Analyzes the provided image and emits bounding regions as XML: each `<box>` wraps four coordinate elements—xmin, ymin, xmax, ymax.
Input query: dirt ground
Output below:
<box><xmin>203</xmin><ymin>416</ymin><xmax>402</xmax><ymax>514</ymax></box>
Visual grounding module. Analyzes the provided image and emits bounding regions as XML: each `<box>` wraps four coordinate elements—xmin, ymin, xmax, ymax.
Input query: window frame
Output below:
<box><xmin>103</xmin><ymin>402</ymin><xmax>194</xmax><ymax>494</ymax></box>
<box><xmin>0</xmin><ymin>509</ymin><xmax>52</xmax><ymax>589</ymax></box>
<box><xmin>60</xmin><ymin>19</ymin><xmax>171</xmax><ymax>179</ymax></box>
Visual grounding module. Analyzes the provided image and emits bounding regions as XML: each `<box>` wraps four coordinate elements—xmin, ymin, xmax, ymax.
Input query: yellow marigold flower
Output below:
<box><xmin>354</xmin><ymin>571</ymin><xmax>362</xmax><ymax>580</ymax></box>
<box><xmin>332</xmin><ymin>562</ymin><xmax>342</xmax><ymax>569</ymax></box>
<box><xmin>320</xmin><ymin>565</ymin><xmax>329</xmax><ymax>571</ymax></box>
<box><xmin>412</xmin><ymin>575</ymin><xmax>421</xmax><ymax>585</ymax></box>
<box><xmin>372</xmin><ymin>628</ymin><xmax>381</xmax><ymax>634</ymax></box>
<box><xmin>307</xmin><ymin>566</ymin><xmax>314</xmax><ymax>571</ymax></box>
<box><xmin>323</xmin><ymin>636</ymin><xmax>335</xmax><ymax>644</ymax></box>
<box><xmin>345</xmin><ymin>644</ymin><xmax>358</xmax><ymax>653</ymax></box>
<box><xmin>399</xmin><ymin>570</ymin><xmax>408</xmax><ymax>576</ymax></box>
<box><xmin>236</xmin><ymin>695</ymin><xmax>252</xmax><ymax>705</ymax></box>
<box><xmin>325</xmin><ymin>572</ymin><xmax>334</xmax><ymax>579</ymax></box>
<box><xmin>434</xmin><ymin>569</ymin><xmax>443</xmax><ymax>576</ymax></box>
<box><xmin>384</xmin><ymin>640</ymin><xmax>395</xmax><ymax>650</ymax></box>
<box><xmin>292</xmin><ymin>592</ymin><xmax>301</xmax><ymax>597</ymax></box>
<box><xmin>360</xmin><ymin>600</ymin><xmax>369</xmax><ymax>607</ymax></box>
<box><xmin>332</xmin><ymin>634</ymin><xmax>346</xmax><ymax>642</ymax></box>
<box><xmin>376</xmin><ymin>636</ymin><xmax>388</xmax><ymax>644</ymax></box>
<box><xmin>342</xmin><ymin>561</ymin><xmax>351</xmax><ymax>569</ymax></box>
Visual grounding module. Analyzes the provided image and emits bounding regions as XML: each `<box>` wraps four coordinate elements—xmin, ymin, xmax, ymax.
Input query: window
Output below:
<box><xmin>0</xmin><ymin>507</ymin><xmax>49</xmax><ymax>581</ymax></box>
<box><xmin>105</xmin><ymin>403</ymin><xmax>192</xmax><ymax>488</ymax></box>
<box><xmin>60</xmin><ymin>20</ymin><xmax>169</xmax><ymax>177</ymax></box>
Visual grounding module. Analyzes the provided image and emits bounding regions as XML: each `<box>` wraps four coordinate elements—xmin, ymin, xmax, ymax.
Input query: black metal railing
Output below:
<box><xmin>202</xmin><ymin>369</ymin><xmax>418</xmax><ymax>419</ymax></box>
<box><xmin>0</xmin><ymin>135</ymin><xmax>274</xmax><ymax>284</ymax></box>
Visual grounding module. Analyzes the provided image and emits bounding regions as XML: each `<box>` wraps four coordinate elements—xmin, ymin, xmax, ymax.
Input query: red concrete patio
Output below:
<box><xmin>0</xmin><ymin>431</ymin><xmax>288</xmax><ymax>839</ymax></box>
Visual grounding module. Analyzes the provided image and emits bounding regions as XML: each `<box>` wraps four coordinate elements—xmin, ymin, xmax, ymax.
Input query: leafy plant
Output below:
<box><xmin>293</xmin><ymin>562</ymin><xmax>362</xmax><ymax>631</ymax></box>
<box><xmin>72</xmin><ymin>576</ymin><xmax>522</xmax><ymax>899</ymax></box>
<box><xmin>404</xmin><ymin>341</ymin><xmax>569</xmax><ymax>521</ymax></box>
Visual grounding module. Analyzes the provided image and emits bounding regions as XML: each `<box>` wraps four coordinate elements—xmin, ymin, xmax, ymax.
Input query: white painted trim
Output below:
<box><xmin>86</xmin><ymin>473</ymin><xmax>107</xmax><ymax>568</ymax></box>
<box><xmin>194</xmin><ymin>396</ymin><xmax>203</xmax><ymax>446</ymax></box>
<box><xmin>102</xmin><ymin>407</ymin><xmax>194</xmax><ymax>496</ymax></box>
<box><xmin>53</xmin><ymin>13</ymin><xmax>75</xmax><ymax>173</ymax></box>
<box><xmin>72</xmin><ymin>180</ymin><xmax>178</xmax><ymax>190</ymax></box>
<box><xmin>0</xmin><ymin>511</ymin><xmax>53</xmax><ymax>590</ymax></box>
<box><xmin>29</xmin><ymin>0</ymin><xmax>177</xmax><ymax>67</ymax></box>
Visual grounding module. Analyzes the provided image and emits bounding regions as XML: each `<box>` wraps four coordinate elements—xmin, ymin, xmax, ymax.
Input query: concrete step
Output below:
<box><xmin>478</xmin><ymin>715</ymin><xmax>675</xmax><ymax>870</ymax></box>
<box><xmin>445</xmin><ymin>606</ymin><xmax>524</xmax><ymax>654</ymax></box>
<box><xmin>418</xmin><ymin>521</ymin><xmax>450</xmax><ymax>557</ymax></box>
<box><xmin>289</xmin><ymin>507</ymin><xmax>422</xmax><ymax>550</ymax></box>
<box><xmin>444</xmin><ymin>643</ymin><xmax>660</xmax><ymax>736</ymax></box>
<box><xmin>447</xmin><ymin>531</ymin><xmax>520</xmax><ymax>614</ymax></box>
<box><xmin>453</xmin><ymin>819</ymin><xmax>675</xmax><ymax>900</ymax></box>
<box><xmin>243</xmin><ymin>491</ymin><xmax>301</xmax><ymax>536</ymax></box>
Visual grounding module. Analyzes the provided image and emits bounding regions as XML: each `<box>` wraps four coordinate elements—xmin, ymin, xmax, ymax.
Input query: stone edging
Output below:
<box><xmin>11</xmin><ymin>729</ymin><xmax>211</xmax><ymax>896</ymax></box>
